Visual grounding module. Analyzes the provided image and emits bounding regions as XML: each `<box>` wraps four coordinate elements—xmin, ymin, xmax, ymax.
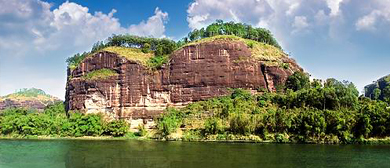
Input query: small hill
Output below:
<box><xmin>0</xmin><ymin>88</ymin><xmax>61</xmax><ymax>111</ymax></box>
<box><xmin>364</xmin><ymin>74</ymin><xmax>390</xmax><ymax>100</ymax></box>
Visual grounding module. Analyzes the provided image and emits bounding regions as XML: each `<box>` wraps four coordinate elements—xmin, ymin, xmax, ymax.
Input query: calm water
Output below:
<box><xmin>0</xmin><ymin>139</ymin><xmax>390</xmax><ymax>168</ymax></box>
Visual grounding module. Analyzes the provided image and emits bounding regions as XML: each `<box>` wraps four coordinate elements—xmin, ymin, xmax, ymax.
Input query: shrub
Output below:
<box><xmin>137</xmin><ymin>124</ymin><xmax>147</xmax><ymax>137</ymax></box>
<box><xmin>157</xmin><ymin>108</ymin><xmax>181</xmax><ymax>136</ymax></box>
<box><xmin>104</xmin><ymin>119</ymin><xmax>129</xmax><ymax>137</ymax></box>
<box><xmin>229</xmin><ymin>113</ymin><xmax>253</xmax><ymax>135</ymax></box>
<box><xmin>285</xmin><ymin>71</ymin><xmax>310</xmax><ymax>91</ymax></box>
<box><xmin>204</xmin><ymin>117</ymin><xmax>223</xmax><ymax>135</ymax></box>
<box><xmin>147</xmin><ymin>55</ymin><xmax>169</xmax><ymax>70</ymax></box>
<box><xmin>65</xmin><ymin>113</ymin><xmax>104</xmax><ymax>137</ymax></box>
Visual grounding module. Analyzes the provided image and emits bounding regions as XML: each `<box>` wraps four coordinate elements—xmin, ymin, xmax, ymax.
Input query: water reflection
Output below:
<box><xmin>1</xmin><ymin>139</ymin><xmax>390</xmax><ymax>168</ymax></box>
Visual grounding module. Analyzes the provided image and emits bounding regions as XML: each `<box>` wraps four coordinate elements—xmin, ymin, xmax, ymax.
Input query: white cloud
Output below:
<box><xmin>356</xmin><ymin>11</ymin><xmax>379</xmax><ymax>31</ymax></box>
<box><xmin>0</xmin><ymin>0</ymin><xmax>169</xmax><ymax>56</ymax></box>
<box><xmin>355</xmin><ymin>0</ymin><xmax>390</xmax><ymax>31</ymax></box>
<box><xmin>128</xmin><ymin>7</ymin><xmax>168</xmax><ymax>37</ymax></box>
<box><xmin>186</xmin><ymin>0</ymin><xmax>347</xmax><ymax>48</ymax></box>
<box><xmin>326</xmin><ymin>0</ymin><xmax>343</xmax><ymax>16</ymax></box>
<box><xmin>292</xmin><ymin>16</ymin><xmax>309</xmax><ymax>33</ymax></box>
<box><xmin>187</xmin><ymin>0</ymin><xmax>273</xmax><ymax>30</ymax></box>
<box><xmin>0</xmin><ymin>0</ymin><xmax>169</xmax><ymax>98</ymax></box>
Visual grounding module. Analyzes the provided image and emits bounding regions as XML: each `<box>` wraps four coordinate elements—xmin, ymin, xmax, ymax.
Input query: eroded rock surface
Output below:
<box><xmin>65</xmin><ymin>40</ymin><xmax>302</xmax><ymax>119</ymax></box>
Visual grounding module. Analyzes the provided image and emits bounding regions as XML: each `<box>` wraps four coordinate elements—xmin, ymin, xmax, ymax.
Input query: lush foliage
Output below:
<box><xmin>0</xmin><ymin>102</ymin><xmax>129</xmax><ymax>137</ymax></box>
<box><xmin>156</xmin><ymin>108</ymin><xmax>181</xmax><ymax>136</ymax></box>
<box><xmin>82</xmin><ymin>68</ymin><xmax>118</xmax><ymax>80</ymax></box>
<box><xmin>182</xmin><ymin>20</ymin><xmax>281</xmax><ymax>49</ymax></box>
<box><xmin>157</xmin><ymin>72</ymin><xmax>390</xmax><ymax>143</ymax></box>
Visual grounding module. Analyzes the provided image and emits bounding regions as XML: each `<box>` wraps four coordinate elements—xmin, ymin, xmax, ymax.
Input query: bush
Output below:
<box><xmin>147</xmin><ymin>55</ymin><xmax>169</xmax><ymax>70</ymax></box>
<box><xmin>285</xmin><ymin>72</ymin><xmax>310</xmax><ymax>91</ymax></box>
<box><xmin>229</xmin><ymin>113</ymin><xmax>253</xmax><ymax>135</ymax></box>
<box><xmin>157</xmin><ymin>108</ymin><xmax>181</xmax><ymax>136</ymax></box>
<box><xmin>137</xmin><ymin>124</ymin><xmax>147</xmax><ymax>137</ymax></box>
<box><xmin>204</xmin><ymin>118</ymin><xmax>223</xmax><ymax>135</ymax></box>
<box><xmin>104</xmin><ymin>119</ymin><xmax>129</xmax><ymax>137</ymax></box>
<box><xmin>64</xmin><ymin>113</ymin><xmax>104</xmax><ymax>137</ymax></box>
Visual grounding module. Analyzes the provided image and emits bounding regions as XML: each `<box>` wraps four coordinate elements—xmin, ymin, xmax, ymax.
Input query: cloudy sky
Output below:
<box><xmin>1</xmin><ymin>0</ymin><xmax>390</xmax><ymax>99</ymax></box>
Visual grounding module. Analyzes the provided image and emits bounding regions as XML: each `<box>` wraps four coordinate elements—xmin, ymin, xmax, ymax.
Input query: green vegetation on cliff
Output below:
<box><xmin>156</xmin><ymin>72</ymin><xmax>390</xmax><ymax>144</ymax></box>
<box><xmin>82</xmin><ymin>68</ymin><xmax>118</xmax><ymax>80</ymax></box>
<box><xmin>103</xmin><ymin>46</ymin><xmax>153</xmax><ymax>65</ymax></box>
<box><xmin>66</xmin><ymin>20</ymin><xmax>282</xmax><ymax>70</ymax></box>
<box><xmin>66</xmin><ymin>35</ymin><xmax>177</xmax><ymax>70</ymax></box>
<box><xmin>181</xmin><ymin>35</ymin><xmax>286</xmax><ymax>65</ymax></box>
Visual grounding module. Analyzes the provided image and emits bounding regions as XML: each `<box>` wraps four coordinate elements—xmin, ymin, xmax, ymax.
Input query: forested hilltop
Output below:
<box><xmin>66</xmin><ymin>20</ymin><xmax>281</xmax><ymax>70</ymax></box>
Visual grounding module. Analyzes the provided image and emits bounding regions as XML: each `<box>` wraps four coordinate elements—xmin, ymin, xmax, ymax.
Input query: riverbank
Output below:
<box><xmin>2</xmin><ymin>131</ymin><xmax>390</xmax><ymax>145</ymax></box>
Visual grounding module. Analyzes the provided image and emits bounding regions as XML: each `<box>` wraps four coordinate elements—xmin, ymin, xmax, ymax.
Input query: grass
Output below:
<box><xmin>82</xmin><ymin>68</ymin><xmax>118</xmax><ymax>80</ymax></box>
<box><xmin>103</xmin><ymin>46</ymin><xmax>154</xmax><ymax>66</ymax></box>
<box><xmin>180</xmin><ymin>35</ymin><xmax>286</xmax><ymax>66</ymax></box>
<box><xmin>69</xmin><ymin>46</ymin><xmax>166</xmax><ymax>72</ymax></box>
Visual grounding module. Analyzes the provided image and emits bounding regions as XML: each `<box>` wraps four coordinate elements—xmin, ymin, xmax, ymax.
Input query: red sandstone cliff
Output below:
<box><xmin>65</xmin><ymin>39</ymin><xmax>302</xmax><ymax>119</ymax></box>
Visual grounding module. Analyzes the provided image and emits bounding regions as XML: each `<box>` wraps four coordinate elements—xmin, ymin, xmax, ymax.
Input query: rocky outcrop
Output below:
<box><xmin>65</xmin><ymin>40</ymin><xmax>302</xmax><ymax>119</ymax></box>
<box><xmin>0</xmin><ymin>88</ymin><xmax>61</xmax><ymax>111</ymax></box>
<box><xmin>364</xmin><ymin>74</ymin><xmax>390</xmax><ymax>100</ymax></box>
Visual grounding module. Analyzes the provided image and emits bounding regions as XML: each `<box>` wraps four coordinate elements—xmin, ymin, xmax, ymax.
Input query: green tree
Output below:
<box><xmin>372</xmin><ymin>88</ymin><xmax>381</xmax><ymax>100</ymax></box>
<box><xmin>285</xmin><ymin>72</ymin><xmax>310</xmax><ymax>91</ymax></box>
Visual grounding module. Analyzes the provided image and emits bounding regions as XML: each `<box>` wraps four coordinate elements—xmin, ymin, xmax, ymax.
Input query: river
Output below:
<box><xmin>0</xmin><ymin>139</ymin><xmax>389</xmax><ymax>168</ymax></box>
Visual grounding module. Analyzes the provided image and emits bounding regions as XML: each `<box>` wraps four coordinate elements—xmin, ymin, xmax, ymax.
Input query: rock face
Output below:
<box><xmin>0</xmin><ymin>99</ymin><xmax>50</xmax><ymax>111</ymax></box>
<box><xmin>65</xmin><ymin>40</ymin><xmax>302</xmax><ymax>119</ymax></box>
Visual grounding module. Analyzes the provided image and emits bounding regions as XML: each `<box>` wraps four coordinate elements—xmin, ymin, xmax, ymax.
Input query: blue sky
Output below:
<box><xmin>1</xmin><ymin>0</ymin><xmax>390</xmax><ymax>99</ymax></box>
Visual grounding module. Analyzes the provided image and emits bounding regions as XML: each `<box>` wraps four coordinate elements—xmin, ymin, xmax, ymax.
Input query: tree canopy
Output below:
<box><xmin>182</xmin><ymin>20</ymin><xmax>281</xmax><ymax>49</ymax></box>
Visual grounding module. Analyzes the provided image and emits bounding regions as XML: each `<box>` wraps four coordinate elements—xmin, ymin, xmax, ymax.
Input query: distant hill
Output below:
<box><xmin>0</xmin><ymin>88</ymin><xmax>62</xmax><ymax>111</ymax></box>
<box><xmin>364</xmin><ymin>74</ymin><xmax>390</xmax><ymax>100</ymax></box>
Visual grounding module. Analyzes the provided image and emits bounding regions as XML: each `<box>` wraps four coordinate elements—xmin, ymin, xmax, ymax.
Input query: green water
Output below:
<box><xmin>0</xmin><ymin>140</ymin><xmax>389</xmax><ymax>168</ymax></box>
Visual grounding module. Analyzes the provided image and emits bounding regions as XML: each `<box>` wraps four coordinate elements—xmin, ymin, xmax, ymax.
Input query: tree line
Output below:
<box><xmin>0</xmin><ymin>103</ymin><xmax>132</xmax><ymax>138</ymax></box>
<box><xmin>156</xmin><ymin>72</ymin><xmax>390</xmax><ymax>143</ymax></box>
<box><xmin>180</xmin><ymin>20</ymin><xmax>281</xmax><ymax>49</ymax></box>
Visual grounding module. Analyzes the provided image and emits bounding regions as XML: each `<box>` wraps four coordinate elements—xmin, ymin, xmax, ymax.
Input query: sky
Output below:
<box><xmin>1</xmin><ymin>0</ymin><xmax>390</xmax><ymax>100</ymax></box>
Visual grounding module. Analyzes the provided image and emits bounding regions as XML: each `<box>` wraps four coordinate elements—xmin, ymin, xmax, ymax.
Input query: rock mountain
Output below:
<box><xmin>65</xmin><ymin>36</ymin><xmax>303</xmax><ymax>120</ymax></box>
